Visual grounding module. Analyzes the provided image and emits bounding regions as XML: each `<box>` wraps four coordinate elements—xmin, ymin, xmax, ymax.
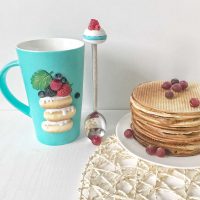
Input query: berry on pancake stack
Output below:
<box><xmin>31</xmin><ymin>70</ymin><xmax>76</xmax><ymax>133</ymax></box>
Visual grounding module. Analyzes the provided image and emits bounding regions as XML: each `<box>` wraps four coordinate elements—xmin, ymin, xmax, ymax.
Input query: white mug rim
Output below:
<box><xmin>17</xmin><ymin>38</ymin><xmax>84</xmax><ymax>52</ymax></box>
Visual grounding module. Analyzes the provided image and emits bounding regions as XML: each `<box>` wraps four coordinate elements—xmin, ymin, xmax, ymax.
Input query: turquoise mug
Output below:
<box><xmin>0</xmin><ymin>38</ymin><xmax>84</xmax><ymax>145</ymax></box>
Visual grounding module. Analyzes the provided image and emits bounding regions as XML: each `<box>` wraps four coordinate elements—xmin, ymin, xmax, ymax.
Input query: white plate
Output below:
<box><xmin>116</xmin><ymin>113</ymin><xmax>200</xmax><ymax>169</ymax></box>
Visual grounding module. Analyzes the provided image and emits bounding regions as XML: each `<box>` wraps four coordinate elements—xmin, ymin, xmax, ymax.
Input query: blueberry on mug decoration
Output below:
<box><xmin>31</xmin><ymin>70</ymin><xmax>76</xmax><ymax>133</ymax></box>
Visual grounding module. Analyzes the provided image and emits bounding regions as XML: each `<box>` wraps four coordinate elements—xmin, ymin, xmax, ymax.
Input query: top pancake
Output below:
<box><xmin>132</xmin><ymin>81</ymin><xmax>200</xmax><ymax>114</ymax></box>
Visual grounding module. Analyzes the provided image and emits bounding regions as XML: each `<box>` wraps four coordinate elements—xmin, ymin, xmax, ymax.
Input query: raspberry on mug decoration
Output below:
<box><xmin>31</xmin><ymin>70</ymin><xmax>78</xmax><ymax>133</ymax></box>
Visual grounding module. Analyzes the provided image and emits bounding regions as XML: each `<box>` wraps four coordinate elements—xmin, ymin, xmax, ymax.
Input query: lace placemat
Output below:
<box><xmin>79</xmin><ymin>136</ymin><xmax>200</xmax><ymax>200</ymax></box>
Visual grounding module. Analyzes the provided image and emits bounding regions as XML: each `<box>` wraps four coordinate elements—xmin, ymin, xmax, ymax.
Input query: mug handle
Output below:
<box><xmin>0</xmin><ymin>60</ymin><xmax>30</xmax><ymax>117</ymax></box>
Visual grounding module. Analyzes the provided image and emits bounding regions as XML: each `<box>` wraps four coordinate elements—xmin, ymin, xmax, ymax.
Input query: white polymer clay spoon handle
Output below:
<box><xmin>92</xmin><ymin>44</ymin><xmax>98</xmax><ymax>111</ymax></box>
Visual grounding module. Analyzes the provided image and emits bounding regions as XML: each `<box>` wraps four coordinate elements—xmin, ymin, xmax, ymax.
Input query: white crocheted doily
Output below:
<box><xmin>79</xmin><ymin>136</ymin><xmax>200</xmax><ymax>200</ymax></box>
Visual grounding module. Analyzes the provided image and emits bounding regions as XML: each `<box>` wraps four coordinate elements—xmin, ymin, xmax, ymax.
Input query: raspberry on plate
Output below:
<box><xmin>156</xmin><ymin>147</ymin><xmax>166</xmax><ymax>157</ymax></box>
<box><xmin>124</xmin><ymin>129</ymin><xmax>134</xmax><ymax>138</ymax></box>
<box><xmin>57</xmin><ymin>84</ymin><xmax>71</xmax><ymax>97</ymax></box>
<box><xmin>146</xmin><ymin>145</ymin><xmax>157</xmax><ymax>155</ymax></box>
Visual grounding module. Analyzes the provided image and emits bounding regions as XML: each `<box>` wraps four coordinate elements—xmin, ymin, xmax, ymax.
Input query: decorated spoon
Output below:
<box><xmin>83</xmin><ymin>19</ymin><xmax>107</xmax><ymax>143</ymax></box>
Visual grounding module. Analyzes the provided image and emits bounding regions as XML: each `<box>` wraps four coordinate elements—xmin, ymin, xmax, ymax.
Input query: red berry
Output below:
<box><xmin>165</xmin><ymin>91</ymin><xmax>174</xmax><ymax>99</ymax></box>
<box><xmin>171</xmin><ymin>83</ymin><xmax>182</xmax><ymax>92</ymax></box>
<box><xmin>88</xmin><ymin>19</ymin><xmax>100</xmax><ymax>30</ymax></box>
<box><xmin>146</xmin><ymin>145</ymin><xmax>157</xmax><ymax>155</ymax></box>
<box><xmin>94</xmin><ymin>24</ymin><xmax>101</xmax><ymax>30</ymax></box>
<box><xmin>91</xmin><ymin>135</ymin><xmax>101</xmax><ymax>145</ymax></box>
<box><xmin>57</xmin><ymin>84</ymin><xmax>71</xmax><ymax>97</ymax></box>
<box><xmin>88</xmin><ymin>25</ymin><xmax>94</xmax><ymax>30</ymax></box>
<box><xmin>179</xmin><ymin>80</ymin><xmax>188</xmax><ymax>90</ymax></box>
<box><xmin>124</xmin><ymin>129</ymin><xmax>134</xmax><ymax>138</ymax></box>
<box><xmin>90</xmin><ymin>19</ymin><xmax>99</xmax><ymax>25</ymax></box>
<box><xmin>171</xmin><ymin>78</ymin><xmax>179</xmax><ymax>85</ymax></box>
<box><xmin>50</xmin><ymin>79</ymin><xmax>63</xmax><ymax>91</ymax></box>
<box><xmin>161</xmin><ymin>81</ymin><xmax>172</xmax><ymax>90</ymax></box>
<box><xmin>156</xmin><ymin>147</ymin><xmax>166</xmax><ymax>157</ymax></box>
<box><xmin>89</xmin><ymin>111</ymin><xmax>99</xmax><ymax>118</ymax></box>
<box><xmin>190</xmin><ymin>98</ymin><xmax>200</xmax><ymax>107</ymax></box>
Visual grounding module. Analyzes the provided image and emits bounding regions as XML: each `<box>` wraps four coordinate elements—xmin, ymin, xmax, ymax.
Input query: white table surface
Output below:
<box><xmin>0</xmin><ymin>110</ymin><xmax>128</xmax><ymax>200</ymax></box>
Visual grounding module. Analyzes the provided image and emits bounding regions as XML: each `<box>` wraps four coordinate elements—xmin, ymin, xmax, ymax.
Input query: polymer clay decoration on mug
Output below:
<box><xmin>31</xmin><ymin>70</ymin><xmax>76</xmax><ymax>133</ymax></box>
<box><xmin>0</xmin><ymin>38</ymin><xmax>84</xmax><ymax>145</ymax></box>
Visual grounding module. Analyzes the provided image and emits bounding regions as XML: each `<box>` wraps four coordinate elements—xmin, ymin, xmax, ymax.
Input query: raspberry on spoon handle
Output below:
<box><xmin>83</xmin><ymin>19</ymin><xmax>107</xmax><ymax>44</ymax></box>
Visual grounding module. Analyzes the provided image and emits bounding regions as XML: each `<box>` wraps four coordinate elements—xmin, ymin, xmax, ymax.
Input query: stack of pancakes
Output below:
<box><xmin>130</xmin><ymin>81</ymin><xmax>200</xmax><ymax>156</ymax></box>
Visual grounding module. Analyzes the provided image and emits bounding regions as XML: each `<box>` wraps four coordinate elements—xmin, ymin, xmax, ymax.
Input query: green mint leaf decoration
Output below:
<box><xmin>31</xmin><ymin>70</ymin><xmax>52</xmax><ymax>90</ymax></box>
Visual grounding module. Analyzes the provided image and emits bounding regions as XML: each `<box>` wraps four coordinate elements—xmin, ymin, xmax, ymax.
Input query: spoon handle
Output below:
<box><xmin>92</xmin><ymin>44</ymin><xmax>98</xmax><ymax>111</ymax></box>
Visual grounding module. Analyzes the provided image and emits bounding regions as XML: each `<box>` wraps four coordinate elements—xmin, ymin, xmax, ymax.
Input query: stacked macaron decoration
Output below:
<box><xmin>83</xmin><ymin>19</ymin><xmax>107</xmax><ymax>44</ymax></box>
<box><xmin>31</xmin><ymin>70</ymin><xmax>76</xmax><ymax>133</ymax></box>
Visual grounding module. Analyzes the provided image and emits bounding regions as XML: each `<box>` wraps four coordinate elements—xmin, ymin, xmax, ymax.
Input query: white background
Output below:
<box><xmin>1</xmin><ymin>1</ymin><xmax>200</xmax><ymax>199</ymax></box>
<box><xmin>1</xmin><ymin>0</ymin><xmax>200</xmax><ymax>111</ymax></box>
